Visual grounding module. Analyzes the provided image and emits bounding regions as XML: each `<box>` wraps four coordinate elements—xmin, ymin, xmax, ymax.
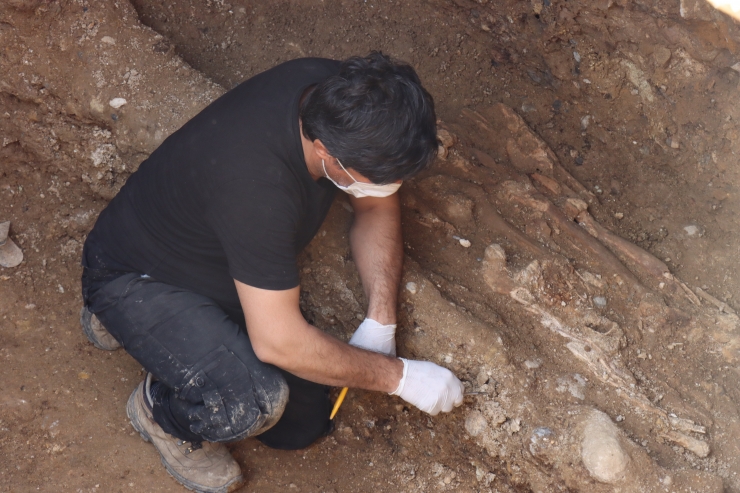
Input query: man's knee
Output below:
<box><xmin>176</xmin><ymin>345</ymin><xmax>288</xmax><ymax>443</ymax></box>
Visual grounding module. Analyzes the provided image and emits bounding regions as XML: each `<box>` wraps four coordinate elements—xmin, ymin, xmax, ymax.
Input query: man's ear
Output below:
<box><xmin>313</xmin><ymin>139</ymin><xmax>333</xmax><ymax>162</ymax></box>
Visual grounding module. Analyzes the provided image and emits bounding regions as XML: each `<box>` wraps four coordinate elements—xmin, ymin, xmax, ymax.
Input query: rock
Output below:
<box><xmin>109</xmin><ymin>97</ymin><xmax>127</xmax><ymax>109</ymax></box>
<box><xmin>436</xmin><ymin>128</ymin><xmax>454</xmax><ymax>149</ymax></box>
<box><xmin>405</xmin><ymin>281</ymin><xmax>418</xmax><ymax>294</ymax></box>
<box><xmin>529</xmin><ymin>427</ymin><xmax>556</xmax><ymax>458</ymax></box>
<box><xmin>680</xmin><ymin>0</ymin><xmax>716</xmax><ymax>21</ymax></box>
<box><xmin>101</xmin><ymin>36</ymin><xmax>116</xmax><ymax>45</ymax></box>
<box><xmin>593</xmin><ymin>296</ymin><xmax>607</xmax><ymax>307</ymax></box>
<box><xmin>580</xmin><ymin>410</ymin><xmax>629</xmax><ymax>484</ymax></box>
<box><xmin>620</xmin><ymin>60</ymin><xmax>655</xmax><ymax>103</ymax></box>
<box><xmin>0</xmin><ymin>221</ymin><xmax>23</xmax><ymax>268</ymax></box>
<box><xmin>458</xmin><ymin>238</ymin><xmax>471</xmax><ymax>248</ymax></box>
<box><xmin>683</xmin><ymin>225</ymin><xmax>700</xmax><ymax>236</ymax></box>
<box><xmin>652</xmin><ymin>46</ymin><xmax>672</xmax><ymax>68</ymax></box>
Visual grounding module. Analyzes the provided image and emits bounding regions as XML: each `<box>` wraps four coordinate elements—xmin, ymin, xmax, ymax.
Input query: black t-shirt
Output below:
<box><xmin>83</xmin><ymin>58</ymin><xmax>341</xmax><ymax>312</ymax></box>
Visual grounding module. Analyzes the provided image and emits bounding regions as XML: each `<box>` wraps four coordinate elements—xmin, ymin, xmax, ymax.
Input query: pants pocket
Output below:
<box><xmin>178</xmin><ymin>345</ymin><xmax>271</xmax><ymax>442</ymax></box>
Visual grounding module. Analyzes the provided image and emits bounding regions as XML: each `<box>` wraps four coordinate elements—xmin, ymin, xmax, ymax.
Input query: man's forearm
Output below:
<box><xmin>260</xmin><ymin>320</ymin><xmax>403</xmax><ymax>392</ymax></box>
<box><xmin>349</xmin><ymin>195</ymin><xmax>403</xmax><ymax>325</ymax></box>
<box><xmin>236</xmin><ymin>281</ymin><xmax>403</xmax><ymax>393</ymax></box>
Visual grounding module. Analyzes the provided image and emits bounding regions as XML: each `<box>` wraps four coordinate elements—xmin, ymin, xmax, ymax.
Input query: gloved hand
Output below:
<box><xmin>349</xmin><ymin>318</ymin><xmax>397</xmax><ymax>356</ymax></box>
<box><xmin>390</xmin><ymin>358</ymin><xmax>464</xmax><ymax>415</ymax></box>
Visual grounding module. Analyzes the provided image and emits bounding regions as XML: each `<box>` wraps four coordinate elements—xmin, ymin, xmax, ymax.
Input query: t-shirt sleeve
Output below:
<box><xmin>205</xmin><ymin>176</ymin><xmax>301</xmax><ymax>290</ymax></box>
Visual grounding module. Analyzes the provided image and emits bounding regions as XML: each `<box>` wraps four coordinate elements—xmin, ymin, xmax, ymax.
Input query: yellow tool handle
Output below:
<box><xmin>330</xmin><ymin>387</ymin><xmax>349</xmax><ymax>420</ymax></box>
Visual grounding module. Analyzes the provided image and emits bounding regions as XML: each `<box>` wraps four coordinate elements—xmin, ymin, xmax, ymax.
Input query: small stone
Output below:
<box><xmin>732</xmin><ymin>62</ymin><xmax>740</xmax><ymax>74</ymax></box>
<box><xmin>593</xmin><ymin>296</ymin><xmax>607</xmax><ymax>307</ymax></box>
<box><xmin>464</xmin><ymin>411</ymin><xmax>488</xmax><ymax>437</ymax></box>
<box><xmin>405</xmin><ymin>281</ymin><xmax>418</xmax><ymax>294</ymax></box>
<box><xmin>614</xmin><ymin>212</ymin><xmax>624</xmax><ymax>220</ymax></box>
<box><xmin>529</xmin><ymin>427</ymin><xmax>555</xmax><ymax>457</ymax></box>
<box><xmin>109</xmin><ymin>98</ymin><xmax>127</xmax><ymax>109</ymax></box>
<box><xmin>459</xmin><ymin>238</ymin><xmax>471</xmax><ymax>248</ymax></box>
<box><xmin>683</xmin><ymin>225</ymin><xmax>699</xmax><ymax>236</ymax></box>
<box><xmin>436</xmin><ymin>128</ymin><xmax>455</xmax><ymax>149</ymax></box>
<box><xmin>666</xmin><ymin>137</ymin><xmax>680</xmax><ymax>149</ymax></box>
<box><xmin>524</xmin><ymin>359</ymin><xmax>541</xmax><ymax>369</ymax></box>
<box><xmin>580</xmin><ymin>115</ymin><xmax>590</xmax><ymax>130</ymax></box>
<box><xmin>475</xmin><ymin>368</ymin><xmax>489</xmax><ymax>386</ymax></box>
<box><xmin>615</xmin><ymin>415</ymin><xmax>624</xmax><ymax>422</ymax></box>
<box><xmin>101</xmin><ymin>36</ymin><xmax>116</xmax><ymax>45</ymax></box>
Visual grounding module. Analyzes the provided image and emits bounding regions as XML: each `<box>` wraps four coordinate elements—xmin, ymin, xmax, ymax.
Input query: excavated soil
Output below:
<box><xmin>2</xmin><ymin>0</ymin><xmax>740</xmax><ymax>492</ymax></box>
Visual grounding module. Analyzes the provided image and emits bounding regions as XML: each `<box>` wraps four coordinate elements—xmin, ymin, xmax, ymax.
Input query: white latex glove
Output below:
<box><xmin>349</xmin><ymin>318</ymin><xmax>397</xmax><ymax>356</ymax></box>
<box><xmin>390</xmin><ymin>358</ymin><xmax>464</xmax><ymax>415</ymax></box>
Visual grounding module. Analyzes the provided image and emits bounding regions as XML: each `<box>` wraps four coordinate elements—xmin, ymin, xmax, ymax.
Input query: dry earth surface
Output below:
<box><xmin>2</xmin><ymin>0</ymin><xmax>740</xmax><ymax>492</ymax></box>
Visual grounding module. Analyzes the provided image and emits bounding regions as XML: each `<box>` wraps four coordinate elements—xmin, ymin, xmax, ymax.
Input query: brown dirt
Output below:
<box><xmin>2</xmin><ymin>0</ymin><xmax>740</xmax><ymax>492</ymax></box>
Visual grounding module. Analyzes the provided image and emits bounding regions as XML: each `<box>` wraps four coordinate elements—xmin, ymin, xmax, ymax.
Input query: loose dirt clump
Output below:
<box><xmin>2</xmin><ymin>0</ymin><xmax>740</xmax><ymax>492</ymax></box>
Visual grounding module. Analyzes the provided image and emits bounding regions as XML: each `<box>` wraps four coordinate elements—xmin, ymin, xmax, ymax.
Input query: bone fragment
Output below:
<box><xmin>695</xmin><ymin>287</ymin><xmax>737</xmax><ymax>315</ymax></box>
<box><xmin>576</xmin><ymin>211</ymin><xmax>670</xmax><ymax>282</ymax></box>
<box><xmin>483</xmin><ymin>248</ymin><xmax>708</xmax><ymax>456</ymax></box>
<box><xmin>470</xmin><ymin>148</ymin><xmax>523</xmax><ymax>184</ymax></box>
<box><xmin>678</xmin><ymin>282</ymin><xmax>702</xmax><ymax>306</ymax></box>
<box><xmin>661</xmin><ymin>430</ymin><xmax>710</xmax><ymax>458</ymax></box>
<box><xmin>668</xmin><ymin>416</ymin><xmax>707</xmax><ymax>435</ymax></box>
<box><xmin>482</xmin><ymin>244</ymin><xmax>517</xmax><ymax>294</ymax></box>
<box><xmin>531</xmin><ymin>172</ymin><xmax>562</xmax><ymax>196</ymax></box>
<box><xmin>500</xmin><ymin>181</ymin><xmax>645</xmax><ymax>295</ymax></box>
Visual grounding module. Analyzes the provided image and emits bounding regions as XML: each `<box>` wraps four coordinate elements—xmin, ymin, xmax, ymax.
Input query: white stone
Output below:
<box><xmin>581</xmin><ymin>410</ymin><xmax>629</xmax><ymax>484</ymax></box>
<box><xmin>405</xmin><ymin>281</ymin><xmax>418</xmax><ymax>294</ymax></box>
<box><xmin>109</xmin><ymin>97</ymin><xmax>127</xmax><ymax>109</ymax></box>
<box><xmin>683</xmin><ymin>225</ymin><xmax>699</xmax><ymax>236</ymax></box>
<box><xmin>465</xmin><ymin>411</ymin><xmax>488</xmax><ymax>437</ymax></box>
<box><xmin>101</xmin><ymin>36</ymin><xmax>116</xmax><ymax>45</ymax></box>
<box><xmin>459</xmin><ymin>238</ymin><xmax>471</xmax><ymax>248</ymax></box>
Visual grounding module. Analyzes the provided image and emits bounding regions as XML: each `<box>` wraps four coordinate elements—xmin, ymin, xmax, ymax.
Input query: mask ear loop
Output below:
<box><xmin>336</xmin><ymin>159</ymin><xmax>359</xmax><ymax>184</ymax></box>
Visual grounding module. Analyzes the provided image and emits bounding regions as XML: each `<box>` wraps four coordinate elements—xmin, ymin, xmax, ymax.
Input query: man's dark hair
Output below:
<box><xmin>300</xmin><ymin>52</ymin><xmax>437</xmax><ymax>184</ymax></box>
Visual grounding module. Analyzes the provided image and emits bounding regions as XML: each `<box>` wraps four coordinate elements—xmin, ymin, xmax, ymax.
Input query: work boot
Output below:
<box><xmin>127</xmin><ymin>376</ymin><xmax>245</xmax><ymax>493</ymax></box>
<box><xmin>80</xmin><ymin>306</ymin><xmax>121</xmax><ymax>351</ymax></box>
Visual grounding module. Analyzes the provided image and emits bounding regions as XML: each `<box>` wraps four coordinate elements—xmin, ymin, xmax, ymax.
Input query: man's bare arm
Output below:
<box><xmin>235</xmin><ymin>280</ymin><xmax>403</xmax><ymax>393</ymax></box>
<box><xmin>348</xmin><ymin>193</ymin><xmax>403</xmax><ymax>325</ymax></box>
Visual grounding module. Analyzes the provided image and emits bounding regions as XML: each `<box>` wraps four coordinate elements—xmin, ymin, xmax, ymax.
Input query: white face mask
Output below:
<box><xmin>322</xmin><ymin>159</ymin><xmax>401</xmax><ymax>198</ymax></box>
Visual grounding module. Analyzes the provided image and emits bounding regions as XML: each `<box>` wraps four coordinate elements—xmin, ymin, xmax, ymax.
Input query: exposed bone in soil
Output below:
<box><xmin>2</xmin><ymin>0</ymin><xmax>740</xmax><ymax>491</ymax></box>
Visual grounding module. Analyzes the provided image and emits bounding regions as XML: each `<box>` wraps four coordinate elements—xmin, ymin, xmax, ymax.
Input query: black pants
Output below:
<box><xmin>82</xmin><ymin>271</ymin><xmax>332</xmax><ymax>449</ymax></box>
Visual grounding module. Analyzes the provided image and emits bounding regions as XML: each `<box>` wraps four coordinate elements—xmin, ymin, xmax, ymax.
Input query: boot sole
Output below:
<box><xmin>126</xmin><ymin>385</ymin><xmax>245</xmax><ymax>493</ymax></box>
<box><xmin>80</xmin><ymin>306</ymin><xmax>121</xmax><ymax>351</ymax></box>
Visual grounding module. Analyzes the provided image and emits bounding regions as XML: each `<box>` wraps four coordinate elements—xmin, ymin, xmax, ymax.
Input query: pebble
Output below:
<box><xmin>459</xmin><ymin>238</ymin><xmax>471</xmax><ymax>248</ymax></box>
<box><xmin>405</xmin><ymin>281</ymin><xmax>418</xmax><ymax>294</ymax></box>
<box><xmin>581</xmin><ymin>410</ymin><xmax>629</xmax><ymax>484</ymax></box>
<box><xmin>593</xmin><ymin>296</ymin><xmax>607</xmax><ymax>307</ymax></box>
<box><xmin>524</xmin><ymin>359</ymin><xmax>541</xmax><ymax>369</ymax></box>
<box><xmin>464</xmin><ymin>411</ymin><xmax>488</xmax><ymax>437</ymax></box>
<box><xmin>109</xmin><ymin>98</ymin><xmax>127</xmax><ymax>109</ymax></box>
<box><xmin>614</xmin><ymin>212</ymin><xmax>624</xmax><ymax>220</ymax></box>
<box><xmin>683</xmin><ymin>225</ymin><xmax>699</xmax><ymax>236</ymax></box>
<box><xmin>101</xmin><ymin>36</ymin><xmax>116</xmax><ymax>45</ymax></box>
<box><xmin>580</xmin><ymin>115</ymin><xmax>590</xmax><ymax>130</ymax></box>
<box><xmin>529</xmin><ymin>427</ymin><xmax>555</xmax><ymax>457</ymax></box>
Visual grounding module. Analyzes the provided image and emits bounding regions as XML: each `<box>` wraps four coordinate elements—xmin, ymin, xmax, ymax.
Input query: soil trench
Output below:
<box><xmin>1</xmin><ymin>0</ymin><xmax>740</xmax><ymax>492</ymax></box>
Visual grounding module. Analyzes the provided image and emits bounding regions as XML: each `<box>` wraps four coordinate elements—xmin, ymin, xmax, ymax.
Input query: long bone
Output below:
<box><xmin>497</xmin><ymin>180</ymin><xmax>647</xmax><ymax>298</ymax></box>
<box><xmin>576</xmin><ymin>211</ymin><xmax>671</xmax><ymax>283</ymax></box>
